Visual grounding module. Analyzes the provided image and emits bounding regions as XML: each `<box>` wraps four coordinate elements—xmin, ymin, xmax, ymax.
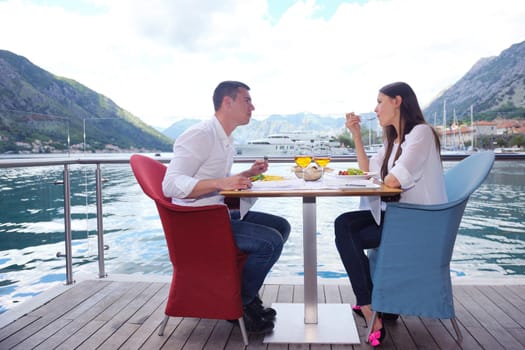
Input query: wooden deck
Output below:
<box><xmin>0</xmin><ymin>277</ymin><xmax>524</xmax><ymax>349</ymax></box>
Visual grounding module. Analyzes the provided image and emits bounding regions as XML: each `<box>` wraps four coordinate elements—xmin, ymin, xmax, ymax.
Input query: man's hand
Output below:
<box><xmin>218</xmin><ymin>175</ymin><xmax>253</xmax><ymax>191</ymax></box>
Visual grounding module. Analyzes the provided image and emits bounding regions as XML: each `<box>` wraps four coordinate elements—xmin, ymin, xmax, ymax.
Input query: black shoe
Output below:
<box><xmin>382</xmin><ymin>312</ymin><xmax>399</xmax><ymax>321</ymax></box>
<box><xmin>243</xmin><ymin>304</ymin><xmax>274</xmax><ymax>334</ymax></box>
<box><xmin>352</xmin><ymin>305</ymin><xmax>398</xmax><ymax>322</ymax></box>
<box><xmin>252</xmin><ymin>296</ymin><xmax>277</xmax><ymax>320</ymax></box>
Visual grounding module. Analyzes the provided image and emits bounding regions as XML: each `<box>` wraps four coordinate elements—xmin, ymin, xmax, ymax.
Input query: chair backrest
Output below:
<box><xmin>370</xmin><ymin>151</ymin><xmax>495</xmax><ymax>320</ymax></box>
<box><xmin>129</xmin><ymin>154</ymin><xmax>245</xmax><ymax>321</ymax></box>
<box><xmin>444</xmin><ymin>151</ymin><xmax>495</xmax><ymax>202</ymax></box>
<box><xmin>129</xmin><ymin>154</ymin><xmax>170</xmax><ymax>203</ymax></box>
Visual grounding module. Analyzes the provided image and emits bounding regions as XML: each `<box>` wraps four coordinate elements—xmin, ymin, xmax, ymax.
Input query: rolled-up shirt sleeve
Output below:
<box><xmin>162</xmin><ymin>129</ymin><xmax>210</xmax><ymax>199</ymax></box>
<box><xmin>389</xmin><ymin>124</ymin><xmax>435</xmax><ymax>190</ymax></box>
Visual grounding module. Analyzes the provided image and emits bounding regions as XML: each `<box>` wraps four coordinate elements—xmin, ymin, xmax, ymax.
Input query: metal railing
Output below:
<box><xmin>0</xmin><ymin>153</ymin><xmax>519</xmax><ymax>285</ymax></box>
<box><xmin>0</xmin><ymin>155</ymin><xmax>140</xmax><ymax>284</ymax></box>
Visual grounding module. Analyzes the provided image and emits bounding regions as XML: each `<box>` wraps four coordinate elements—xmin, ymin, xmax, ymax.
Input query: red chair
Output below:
<box><xmin>130</xmin><ymin>154</ymin><xmax>249</xmax><ymax>345</ymax></box>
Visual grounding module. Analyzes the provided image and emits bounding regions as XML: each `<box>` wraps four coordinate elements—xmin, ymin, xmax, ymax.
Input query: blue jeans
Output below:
<box><xmin>334</xmin><ymin>210</ymin><xmax>385</xmax><ymax>306</ymax></box>
<box><xmin>230</xmin><ymin>210</ymin><xmax>290</xmax><ymax>305</ymax></box>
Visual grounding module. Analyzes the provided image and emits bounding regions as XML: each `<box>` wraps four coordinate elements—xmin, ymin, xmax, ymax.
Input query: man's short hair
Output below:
<box><xmin>213</xmin><ymin>81</ymin><xmax>250</xmax><ymax>111</ymax></box>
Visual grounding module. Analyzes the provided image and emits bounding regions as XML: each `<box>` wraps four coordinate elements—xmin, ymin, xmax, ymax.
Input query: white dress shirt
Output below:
<box><xmin>360</xmin><ymin>124</ymin><xmax>448</xmax><ymax>222</ymax></box>
<box><xmin>162</xmin><ymin>116</ymin><xmax>235</xmax><ymax>207</ymax></box>
<box><xmin>372</xmin><ymin>124</ymin><xmax>447</xmax><ymax>205</ymax></box>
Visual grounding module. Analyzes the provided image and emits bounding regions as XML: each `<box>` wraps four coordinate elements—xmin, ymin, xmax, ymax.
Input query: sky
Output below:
<box><xmin>1</xmin><ymin>0</ymin><xmax>525</xmax><ymax>128</ymax></box>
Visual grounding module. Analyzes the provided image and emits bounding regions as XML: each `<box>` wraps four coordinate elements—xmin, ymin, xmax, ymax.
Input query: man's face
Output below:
<box><xmin>229</xmin><ymin>88</ymin><xmax>254</xmax><ymax>126</ymax></box>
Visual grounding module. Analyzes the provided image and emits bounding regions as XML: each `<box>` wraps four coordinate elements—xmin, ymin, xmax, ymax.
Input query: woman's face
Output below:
<box><xmin>374</xmin><ymin>92</ymin><xmax>400</xmax><ymax>128</ymax></box>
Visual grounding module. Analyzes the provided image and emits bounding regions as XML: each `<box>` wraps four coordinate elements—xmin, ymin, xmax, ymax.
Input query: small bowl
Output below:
<box><xmin>292</xmin><ymin>165</ymin><xmax>323</xmax><ymax>181</ymax></box>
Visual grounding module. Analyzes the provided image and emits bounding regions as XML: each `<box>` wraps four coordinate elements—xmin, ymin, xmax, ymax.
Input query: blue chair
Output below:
<box><xmin>368</xmin><ymin>151</ymin><xmax>495</xmax><ymax>342</ymax></box>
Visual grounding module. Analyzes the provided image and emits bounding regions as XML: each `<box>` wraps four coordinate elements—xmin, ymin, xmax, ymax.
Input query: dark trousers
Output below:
<box><xmin>334</xmin><ymin>210</ymin><xmax>385</xmax><ymax>306</ymax></box>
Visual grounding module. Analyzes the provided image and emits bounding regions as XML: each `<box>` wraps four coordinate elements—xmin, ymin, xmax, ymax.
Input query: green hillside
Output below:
<box><xmin>0</xmin><ymin>50</ymin><xmax>173</xmax><ymax>154</ymax></box>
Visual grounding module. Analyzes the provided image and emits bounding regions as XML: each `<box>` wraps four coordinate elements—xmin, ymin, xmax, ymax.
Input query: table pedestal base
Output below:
<box><xmin>263</xmin><ymin>303</ymin><xmax>360</xmax><ymax>344</ymax></box>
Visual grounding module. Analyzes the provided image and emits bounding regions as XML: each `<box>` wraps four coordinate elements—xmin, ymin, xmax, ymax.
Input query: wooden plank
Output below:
<box><xmin>2</xmin><ymin>280</ymin><xmax>525</xmax><ymax>350</ymax></box>
<box><xmin>478</xmin><ymin>285</ymin><xmax>525</xmax><ymax>328</ymax></box>
<box><xmin>0</xmin><ymin>314</ymin><xmax>62</xmax><ymax>349</ymax></box>
<box><xmin>161</xmin><ymin>317</ymin><xmax>199</xmax><ymax>350</ymax></box>
<box><xmin>92</xmin><ymin>282</ymin><xmax>150</xmax><ymax>322</ymax></box>
<box><xmin>336</xmin><ymin>285</ymin><xmax>366</xmax><ymax>350</ymax></box>
<box><xmin>292</xmin><ymin>284</ymin><xmax>304</xmax><ymax>303</ymax></box>
<box><xmin>324</xmin><ymin>284</ymin><xmax>342</xmax><ymax>303</ymax></box>
<box><xmin>0</xmin><ymin>280</ymin><xmax>110</xmax><ymax>349</ymax></box>
<box><xmin>277</xmin><ymin>284</ymin><xmax>294</xmax><ymax>303</ymax></box>
<box><xmin>453</xmin><ymin>286</ymin><xmax>483</xmax><ymax>328</ymax></box>
<box><xmin>62</xmin><ymin>280</ymin><xmax>130</xmax><ymax>320</ymax></box>
<box><xmin>128</xmin><ymin>283</ymin><xmax>169</xmax><ymax>324</ymax></box>
<box><xmin>440</xmin><ymin>317</ymin><xmax>483</xmax><ymax>350</ymax></box>
<box><xmin>382</xmin><ymin>317</ymin><xmax>417</xmax><ymax>350</ymax></box>
<box><xmin>119</xmin><ymin>300</ymin><xmax>166</xmax><ymax>350</ymax></box>
<box><xmin>260</xmin><ymin>284</ymin><xmax>279</xmax><ymax>307</ymax></box>
<box><xmin>55</xmin><ymin>320</ymin><xmax>106</xmax><ymax>350</ymax></box>
<box><xmin>265</xmin><ymin>285</ymin><xmax>285</xmax><ymax>349</ymax></box>
<box><xmin>507</xmin><ymin>328</ymin><xmax>525</xmax><ymax>348</ymax></box>
<box><xmin>203</xmin><ymin>320</ymin><xmax>234</xmax><ymax>350</ymax></box>
<box><xmin>454</xmin><ymin>286</ymin><xmax>523</xmax><ymax>349</ymax></box>
<box><xmin>10</xmin><ymin>317</ymin><xmax>71</xmax><ymax>350</ymax></box>
<box><xmin>75</xmin><ymin>282</ymin><xmax>159</xmax><ymax>350</ymax></box>
<box><xmin>97</xmin><ymin>323</ymin><xmax>140</xmax><ymax>350</ymax></box>
<box><xmin>180</xmin><ymin>318</ymin><xmax>217</xmax><ymax>350</ymax></box>
<box><xmin>33</xmin><ymin>281</ymin><xmax>133</xmax><ymax>350</ymax></box>
<box><xmin>420</xmin><ymin>317</ymin><xmax>461</xmax><ymax>350</ymax></box>
<box><xmin>401</xmin><ymin>315</ymin><xmax>440</xmax><ymax>349</ymax></box>
<box><xmin>224</xmin><ymin>321</ymin><xmax>253</xmax><ymax>349</ymax></box>
<box><xmin>0</xmin><ymin>315</ymin><xmax>40</xmax><ymax>342</ymax></box>
<box><xmin>31</xmin><ymin>279</ymin><xmax>109</xmax><ymax>318</ymax></box>
<box><xmin>505</xmin><ymin>285</ymin><xmax>525</xmax><ymax>304</ymax></box>
<box><xmin>461</xmin><ymin>285</ymin><xmax>521</xmax><ymax>328</ymax></box>
<box><xmin>139</xmin><ymin>316</ymin><xmax>182</xmax><ymax>349</ymax></box>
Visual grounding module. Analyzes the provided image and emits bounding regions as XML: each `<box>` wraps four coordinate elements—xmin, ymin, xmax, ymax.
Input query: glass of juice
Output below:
<box><xmin>313</xmin><ymin>142</ymin><xmax>331</xmax><ymax>178</ymax></box>
<box><xmin>294</xmin><ymin>142</ymin><xmax>313</xmax><ymax>180</ymax></box>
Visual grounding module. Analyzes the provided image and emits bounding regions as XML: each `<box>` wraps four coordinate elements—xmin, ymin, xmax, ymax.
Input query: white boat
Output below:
<box><xmin>235</xmin><ymin>131</ymin><xmax>350</xmax><ymax>156</ymax></box>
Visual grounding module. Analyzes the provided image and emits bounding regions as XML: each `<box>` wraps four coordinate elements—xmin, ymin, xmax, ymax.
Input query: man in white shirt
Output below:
<box><xmin>162</xmin><ymin>81</ymin><xmax>290</xmax><ymax>334</ymax></box>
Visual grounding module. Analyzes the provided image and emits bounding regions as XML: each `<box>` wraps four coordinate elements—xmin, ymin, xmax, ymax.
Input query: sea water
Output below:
<box><xmin>0</xmin><ymin>159</ymin><xmax>523</xmax><ymax>314</ymax></box>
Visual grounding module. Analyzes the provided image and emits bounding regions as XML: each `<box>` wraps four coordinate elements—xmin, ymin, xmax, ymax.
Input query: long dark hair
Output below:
<box><xmin>379</xmin><ymin>82</ymin><xmax>441</xmax><ymax>182</ymax></box>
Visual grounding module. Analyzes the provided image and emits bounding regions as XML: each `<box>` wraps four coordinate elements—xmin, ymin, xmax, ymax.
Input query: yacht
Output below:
<box><xmin>235</xmin><ymin>131</ymin><xmax>350</xmax><ymax>156</ymax></box>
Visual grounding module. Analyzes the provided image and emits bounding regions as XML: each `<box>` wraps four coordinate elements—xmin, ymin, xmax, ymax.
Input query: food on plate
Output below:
<box><xmin>250</xmin><ymin>174</ymin><xmax>285</xmax><ymax>181</ymax></box>
<box><xmin>338</xmin><ymin>168</ymin><xmax>364</xmax><ymax>176</ymax></box>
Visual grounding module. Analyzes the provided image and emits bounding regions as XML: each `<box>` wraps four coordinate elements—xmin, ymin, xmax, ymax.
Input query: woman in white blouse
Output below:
<box><xmin>334</xmin><ymin>82</ymin><xmax>447</xmax><ymax>347</ymax></box>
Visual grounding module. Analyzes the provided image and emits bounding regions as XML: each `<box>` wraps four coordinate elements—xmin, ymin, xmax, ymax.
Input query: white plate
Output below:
<box><xmin>333</xmin><ymin>172</ymin><xmax>378</xmax><ymax>180</ymax></box>
<box><xmin>251</xmin><ymin>178</ymin><xmax>301</xmax><ymax>189</ymax></box>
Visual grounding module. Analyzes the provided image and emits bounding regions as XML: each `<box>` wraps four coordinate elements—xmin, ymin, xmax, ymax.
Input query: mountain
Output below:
<box><xmin>423</xmin><ymin>40</ymin><xmax>525</xmax><ymax>123</ymax></box>
<box><xmin>0</xmin><ymin>50</ymin><xmax>173</xmax><ymax>153</ymax></box>
<box><xmin>163</xmin><ymin>118</ymin><xmax>203</xmax><ymax>139</ymax></box>
<box><xmin>163</xmin><ymin>112</ymin><xmax>378</xmax><ymax>144</ymax></box>
<box><xmin>164</xmin><ymin>41</ymin><xmax>525</xmax><ymax>142</ymax></box>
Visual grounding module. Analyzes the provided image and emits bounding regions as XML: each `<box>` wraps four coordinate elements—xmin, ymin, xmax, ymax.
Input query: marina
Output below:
<box><xmin>234</xmin><ymin>131</ymin><xmax>350</xmax><ymax>156</ymax></box>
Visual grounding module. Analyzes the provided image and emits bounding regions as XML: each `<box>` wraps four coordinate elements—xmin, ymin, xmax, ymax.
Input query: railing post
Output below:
<box><xmin>63</xmin><ymin>164</ymin><xmax>74</xmax><ymax>285</ymax></box>
<box><xmin>95</xmin><ymin>163</ymin><xmax>107</xmax><ymax>278</ymax></box>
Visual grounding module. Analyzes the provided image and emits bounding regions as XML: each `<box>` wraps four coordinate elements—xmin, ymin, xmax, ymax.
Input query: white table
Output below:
<box><xmin>221</xmin><ymin>182</ymin><xmax>401</xmax><ymax>344</ymax></box>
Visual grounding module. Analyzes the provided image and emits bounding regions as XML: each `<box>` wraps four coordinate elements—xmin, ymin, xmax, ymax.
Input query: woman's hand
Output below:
<box><xmin>345</xmin><ymin>112</ymin><xmax>361</xmax><ymax>136</ymax></box>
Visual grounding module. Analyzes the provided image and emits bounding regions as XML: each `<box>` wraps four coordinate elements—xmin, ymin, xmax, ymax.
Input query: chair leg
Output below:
<box><xmin>238</xmin><ymin>316</ymin><xmax>249</xmax><ymax>346</ymax></box>
<box><xmin>158</xmin><ymin>315</ymin><xmax>169</xmax><ymax>336</ymax></box>
<box><xmin>366</xmin><ymin>311</ymin><xmax>378</xmax><ymax>342</ymax></box>
<box><xmin>451</xmin><ymin>317</ymin><xmax>463</xmax><ymax>342</ymax></box>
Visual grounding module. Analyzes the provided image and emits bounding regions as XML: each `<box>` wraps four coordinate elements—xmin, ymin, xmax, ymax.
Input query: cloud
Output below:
<box><xmin>1</xmin><ymin>0</ymin><xmax>525</xmax><ymax>128</ymax></box>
